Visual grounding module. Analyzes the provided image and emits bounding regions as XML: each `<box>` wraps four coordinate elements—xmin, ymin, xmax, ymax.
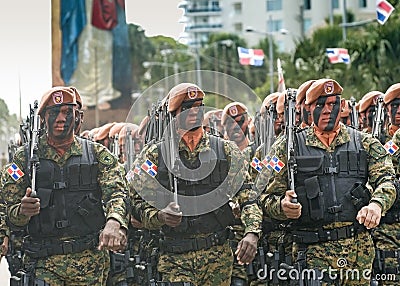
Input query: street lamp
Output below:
<box><xmin>245</xmin><ymin>26</ymin><xmax>289</xmax><ymax>94</ymax></box>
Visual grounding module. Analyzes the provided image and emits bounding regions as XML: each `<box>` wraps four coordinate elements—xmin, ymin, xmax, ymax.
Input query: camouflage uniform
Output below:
<box><xmin>262</xmin><ymin>123</ymin><xmax>396</xmax><ymax>285</ymax></box>
<box><xmin>0</xmin><ymin>135</ymin><xmax>129</xmax><ymax>285</ymax></box>
<box><xmin>130</xmin><ymin>132</ymin><xmax>262</xmax><ymax>286</ymax></box>
<box><xmin>370</xmin><ymin>128</ymin><xmax>400</xmax><ymax>285</ymax></box>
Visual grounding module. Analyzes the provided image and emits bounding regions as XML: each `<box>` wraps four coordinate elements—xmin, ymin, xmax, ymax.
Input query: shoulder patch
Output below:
<box><xmin>98</xmin><ymin>150</ymin><xmax>116</xmax><ymax>165</ymax></box>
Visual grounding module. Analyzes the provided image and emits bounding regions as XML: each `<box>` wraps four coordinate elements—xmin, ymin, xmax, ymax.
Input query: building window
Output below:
<box><xmin>234</xmin><ymin>22</ymin><xmax>243</xmax><ymax>32</ymax></box>
<box><xmin>359</xmin><ymin>0</ymin><xmax>367</xmax><ymax>8</ymax></box>
<box><xmin>267</xmin><ymin>19</ymin><xmax>282</xmax><ymax>32</ymax></box>
<box><xmin>266</xmin><ymin>0</ymin><xmax>282</xmax><ymax>11</ymax></box>
<box><xmin>332</xmin><ymin>0</ymin><xmax>339</xmax><ymax>9</ymax></box>
<box><xmin>233</xmin><ymin>2</ymin><xmax>242</xmax><ymax>15</ymax></box>
<box><xmin>304</xmin><ymin>18</ymin><xmax>312</xmax><ymax>33</ymax></box>
<box><xmin>304</xmin><ymin>0</ymin><xmax>311</xmax><ymax>10</ymax></box>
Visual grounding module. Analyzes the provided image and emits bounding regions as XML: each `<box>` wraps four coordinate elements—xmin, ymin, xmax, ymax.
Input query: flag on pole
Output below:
<box><xmin>376</xmin><ymin>0</ymin><xmax>395</xmax><ymax>25</ymax></box>
<box><xmin>326</xmin><ymin>48</ymin><xmax>351</xmax><ymax>64</ymax></box>
<box><xmin>277</xmin><ymin>58</ymin><xmax>286</xmax><ymax>92</ymax></box>
<box><xmin>237</xmin><ymin>47</ymin><xmax>265</xmax><ymax>66</ymax></box>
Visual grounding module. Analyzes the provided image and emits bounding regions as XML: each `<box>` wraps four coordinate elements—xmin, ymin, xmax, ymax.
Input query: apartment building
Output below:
<box><xmin>178</xmin><ymin>0</ymin><xmax>377</xmax><ymax>52</ymax></box>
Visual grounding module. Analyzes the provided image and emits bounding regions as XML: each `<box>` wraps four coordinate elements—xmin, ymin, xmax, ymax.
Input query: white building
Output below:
<box><xmin>178</xmin><ymin>0</ymin><xmax>376</xmax><ymax>52</ymax></box>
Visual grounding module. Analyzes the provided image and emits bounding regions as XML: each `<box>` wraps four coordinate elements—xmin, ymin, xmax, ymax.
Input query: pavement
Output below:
<box><xmin>0</xmin><ymin>257</ymin><xmax>11</xmax><ymax>286</ymax></box>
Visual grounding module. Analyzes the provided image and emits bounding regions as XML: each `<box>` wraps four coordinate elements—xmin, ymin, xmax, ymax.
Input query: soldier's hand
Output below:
<box><xmin>157</xmin><ymin>202</ymin><xmax>182</xmax><ymax>227</ymax></box>
<box><xmin>281</xmin><ymin>190</ymin><xmax>301</xmax><ymax>219</ymax></box>
<box><xmin>235</xmin><ymin>232</ymin><xmax>259</xmax><ymax>265</ymax></box>
<box><xmin>98</xmin><ymin>219</ymin><xmax>127</xmax><ymax>252</ymax></box>
<box><xmin>1</xmin><ymin>236</ymin><xmax>9</xmax><ymax>257</ymax></box>
<box><xmin>20</xmin><ymin>188</ymin><xmax>40</xmax><ymax>218</ymax></box>
<box><xmin>356</xmin><ymin>202</ymin><xmax>382</xmax><ymax>229</ymax></box>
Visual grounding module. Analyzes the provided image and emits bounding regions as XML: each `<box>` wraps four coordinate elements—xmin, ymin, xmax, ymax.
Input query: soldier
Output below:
<box><xmin>383</xmin><ymin>83</ymin><xmax>400</xmax><ymax>140</ymax></box>
<box><xmin>371</xmin><ymin>83</ymin><xmax>400</xmax><ymax>284</ymax></box>
<box><xmin>358</xmin><ymin>91</ymin><xmax>385</xmax><ymax>135</ymax></box>
<box><xmin>130</xmin><ymin>82</ymin><xmax>262</xmax><ymax>285</ymax></box>
<box><xmin>94</xmin><ymin>122</ymin><xmax>117</xmax><ymax>149</ymax></box>
<box><xmin>0</xmin><ymin>86</ymin><xmax>129</xmax><ymax>285</ymax></box>
<box><xmin>261</xmin><ymin>78</ymin><xmax>396</xmax><ymax>285</ymax></box>
<box><xmin>221</xmin><ymin>101</ymin><xmax>256</xmax><ymax>286</ymax></box>
<box><xmin>296</xmin><ymin>80</ymin><xmax>315</xmax><ymax>128</ymax></box>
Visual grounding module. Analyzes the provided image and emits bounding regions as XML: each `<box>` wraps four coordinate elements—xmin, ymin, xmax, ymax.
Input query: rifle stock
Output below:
<box><xmin>350</xmin><ymin>96</ymin><xmax>359</xmax><ymax>129</ymax></box>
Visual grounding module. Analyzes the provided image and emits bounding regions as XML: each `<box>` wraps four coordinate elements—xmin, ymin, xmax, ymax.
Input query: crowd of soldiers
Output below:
<box><xmin>0</xmin><ymin>79</ymin><xmax>400</xmax><ymax>285</ymax></box>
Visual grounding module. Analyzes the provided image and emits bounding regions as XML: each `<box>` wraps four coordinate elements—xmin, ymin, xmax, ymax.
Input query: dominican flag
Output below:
<box><xmin>133</xmin><ymin>164</ymin><xmax>141</xmax><ymax>175</ymax></box>
<box><xmin>237</xmin><ymin>47</ymin><xmax>265</xmax><ymax>66</ymax></box>
<box><xmin>268</xmin><ymin>156</ymin><xmax>285</xmax><ymax>173</ymax></box>
<box><xmin>376</xmin><ymin>0</ymin><xmax>395</xmax><ymax>25</ymax></box>
<box><xmin>384</xmin><ymin>140</ymin><xmax>399</xmax><ymax>155</ymax></box>
<box><xmin>326</xmin><ymin>48</ymin><xmax>350</xmax><ymax>64</ymax></box>
<box><xmin>251</xmin><ymin>157</ymin><xmax>263</xmax><ymax>173</ymax></box>
<box><xmin>141</xmin><ymin>159</ymin><xmax>158</xmax><ymax>177</ymax></box>
<box><xmin>125</xmin><ymin>169</ymin><xmax>134</xmax><ymax>182</ymax></box>
<box><xmin>7</xmin><ymin>163</ymin><xmax>25</xmax><ymax>181</ymax></box>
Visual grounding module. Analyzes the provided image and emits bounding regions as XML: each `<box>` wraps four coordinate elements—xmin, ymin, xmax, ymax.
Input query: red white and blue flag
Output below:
<box><xmin>133</xmin><ymin>164</ymin><xmax>141</xmax><ymax>175</ymax></box>
<box><xmin>376</xmin><ymin>0</ymin><xmax>395</xmax><ymax>25</ymax></box>
<box><xmin>326</xmin><ymin>48</ymin><xmax>350</xmax><ymax>64</ymax></box>
<box><xmin>384</xmin><ymin>140</ymin><xmax>399</xmax><ymax>155</ymax></box>
<box><xmin>237</xmin><ymin>47</ymin><xmax>265</xmax><ymax>66</ymax></box>
<box><xmin>262</xmin><ymin>155</ymin><xmax>272</xmax><ymax>170</ymax></box>
<box><xmin>141</xmin><ymin>159</ymin><xmax>158</xmax><ymax>177</ymax></box>
<box><xmin>125</xmin><ymin>169</ymin><xmax>134</xmax><ymax>182</ymax></box>
<box><xmin>268</xmin><ymin>155</ymin><xmax>285</xmax><ymax>173</ymax></box>
<box><xmin>7</xmin><ymin>163</ymin><xmax>25</xmax><ymax>181</ymax></box>
<box><xmin>251</xmin><ymin>157</ymin><xmax>263</xmax><ymax>173</ymax></box>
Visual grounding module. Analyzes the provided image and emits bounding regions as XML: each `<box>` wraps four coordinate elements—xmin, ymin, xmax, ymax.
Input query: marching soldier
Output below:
<box><xmin>130</xmin><ymin>83</ymin><xmax>262</xmax><ymax>285</ymax></box>
<box><xmin>260</xmin><ymin>78</ymin><xmax>396</xmax><ymax>285</ymax></box>
<box><xmin>0</xmin><ymin>86</ymin><xmax>129</xmax><ymax>285</ymax></box>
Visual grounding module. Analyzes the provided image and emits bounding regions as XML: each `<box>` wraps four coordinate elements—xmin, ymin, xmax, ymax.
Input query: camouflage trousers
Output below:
<box><xmin>293</xmin><ymin>231</ymin><xmax>374</xmax><ymax>286</ymax></box>
<box><xmin>158</xmin><ymin>241</ymin><xmax>233</xmax><ymax>286</ymax></box>
<box><xmin>33</xmin><ymin>248</ymin><xmax>110</xmax><ymax>285</ymax></box>
<box><xmin>371</xmin><ymin>223</ymin><xmax>400</xmax><ymax>286</ymax></box>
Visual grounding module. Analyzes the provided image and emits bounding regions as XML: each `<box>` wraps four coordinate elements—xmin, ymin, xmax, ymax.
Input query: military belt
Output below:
<box><xmin>23</xmin><ymin>234</ymin><xmax>99</xmax><ymax>258</ymax></box>
<box><xmin>160</xmin><ymin>229</ymin><xmax>231</xmax><ymax>254</ymax></box>
<box><xmin>292</xmin><ymin>224</ymin><xmax>365</xmax><ymax>244</ymax></box>
<box><xmin>380</xmin><ymin>211</ymin><xmax>400</xmax><ymax>224</ymax></box>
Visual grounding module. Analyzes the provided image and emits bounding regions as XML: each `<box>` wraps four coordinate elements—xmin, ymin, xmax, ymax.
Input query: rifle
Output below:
<box><xmin>350</xmin><ymin>96</ymin><xmax>359</xmax><ymax>130</ymax></box>
<box><xmin>28</xmin><ymin>101</ymin><xmax>40</xmax><ymax>197</ymax></box>
<box><xmin>125</xmin><ymin>127</ymin><xmax>135</xmax><ymax>172</ymax></box>
<box><xmin>285</xmin><ymin>89</ymin><xmax>298</xmax><ymax>203</ymax></box>
<box><xmin>167</xmin><ymin>110</ymin><xmax>179</xmax><ymax>207</ymax></box>
<box><xmin>372</xmin><ymin>96</ymin><xmax>385</xmax><ymax>141</ymax></box>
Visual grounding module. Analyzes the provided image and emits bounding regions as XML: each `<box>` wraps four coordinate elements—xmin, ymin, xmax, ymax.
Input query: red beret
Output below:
<box><xmin>109</xmin><ymin>122</ymin><xmax>126</xmax><ymax>138</ymax></box>
<box><xmin>260</xmin><ymin>92</ymin><xmax>281</xmax><ymax>114</ymax></box>
<box><xmin>118</xmin><ymin>123</ymin><xmax>139</xmax><ymax>146</ymax></box>
<box><xmin>359</xmin><ymin>91</ymin><xmax>383</xmax><ymax>113</ymax></box>
<box><xmin>167</xmin><ymin>83</ymin><xmax>205</xmax><ymax>112</ymax></box>
<box><xmin>341</xmin><ymin>99</ymin><xmax>351</xmax><ymax>117</ymax></box>
<box><xmin>305</xmin><ymin>79</ymin><xmax>343</xmax><ymax>105</ymax></box>
<box><xmin>38</xmin><ymin>86</ymin><xmax>78</xmax><ymax>115</ymax></box>
<box><xmin>297</xmin><ymin>80</ymin><xmax>316</xmax><ymax>104</ymax></box>
<box><xmin>94</xmin><ymin>122</ymin><xmax>116</xmax><ymax>141</ymax></box>
<box><xmin>138</xmin><ymin>116</ymin><xmax>150</xmax><ymax>136</ymax></box>
<box><xmin>384</xmin><ymin>83</ymin><xmax>400</xmax><ymax>104</ymax></box>
<box><xmin>221</xmin><ymin>102</ymin><xmax>248</xmax><ymax>125</ymax></box>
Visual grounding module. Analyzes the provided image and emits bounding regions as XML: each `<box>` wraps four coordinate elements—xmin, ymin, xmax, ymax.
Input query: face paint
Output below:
<box><xmin>366</xmin><ymin>106</ymin><xmax>376</xmax><ymax>128</ymax></box>
<box><xmin>46</xmin><ymin>105</ymin><xmax>75</xmax><ymax>140</ymax></box>
<box><xmin>177</xmin><ymin>99</ymin><xmax>204</xmax><ymax>130</ymax></box>
<box><xmin>312</xmin><ymin>95</ymin><xmax>340</xmax><ymax>131</ymax></box>
<box><xmin>389</xmin><ymin>98</ymin><xmax>400</xmax><ymax>125</ymax></box>
<box><xmin>302</xmin><ymin>106</ymin><xmax>310</xmax><ymax>125</ymax></box>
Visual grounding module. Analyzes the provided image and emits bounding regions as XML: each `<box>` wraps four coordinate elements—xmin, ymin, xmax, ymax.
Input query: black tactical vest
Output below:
<box><xmin>28</xmin><ymin>138</ymin><xmax>105</xmax><ymax>239</ymax></box>
<box><xmin>156</xmin><ymin>135</ymin><xmax>235</xmax><ymax>236</ymax></box>
<box><xmin>293</xmin><ymin>127</ymin><xmax>368</xmax><ymax>228</ymax></box>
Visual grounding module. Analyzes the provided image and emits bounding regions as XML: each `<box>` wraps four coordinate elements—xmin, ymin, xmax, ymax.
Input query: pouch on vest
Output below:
<box><xmin>304</xmin><ymin>176</ymin><xmax>324</xmax><ymax>221</ymax></box>
<box><xmin>349</xmin><ymin>182</ymin><xmax>371</xmax><ymax>211</ymax></box>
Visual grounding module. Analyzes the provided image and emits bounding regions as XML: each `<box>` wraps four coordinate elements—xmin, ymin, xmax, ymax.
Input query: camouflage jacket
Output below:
<box><xmin>261</xmin><ymin>123</ymin><xmax>396</xmax><ymax>222</ymax></box>
<box><xmin>129</xmin><ymin>132</ymin><xmax>262</xmax><ymax>237</ymax></box>
<box><xmin>0</xmin><ymin>135</ymin><xmax>129</xmax><ymax>230</ymax></box>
